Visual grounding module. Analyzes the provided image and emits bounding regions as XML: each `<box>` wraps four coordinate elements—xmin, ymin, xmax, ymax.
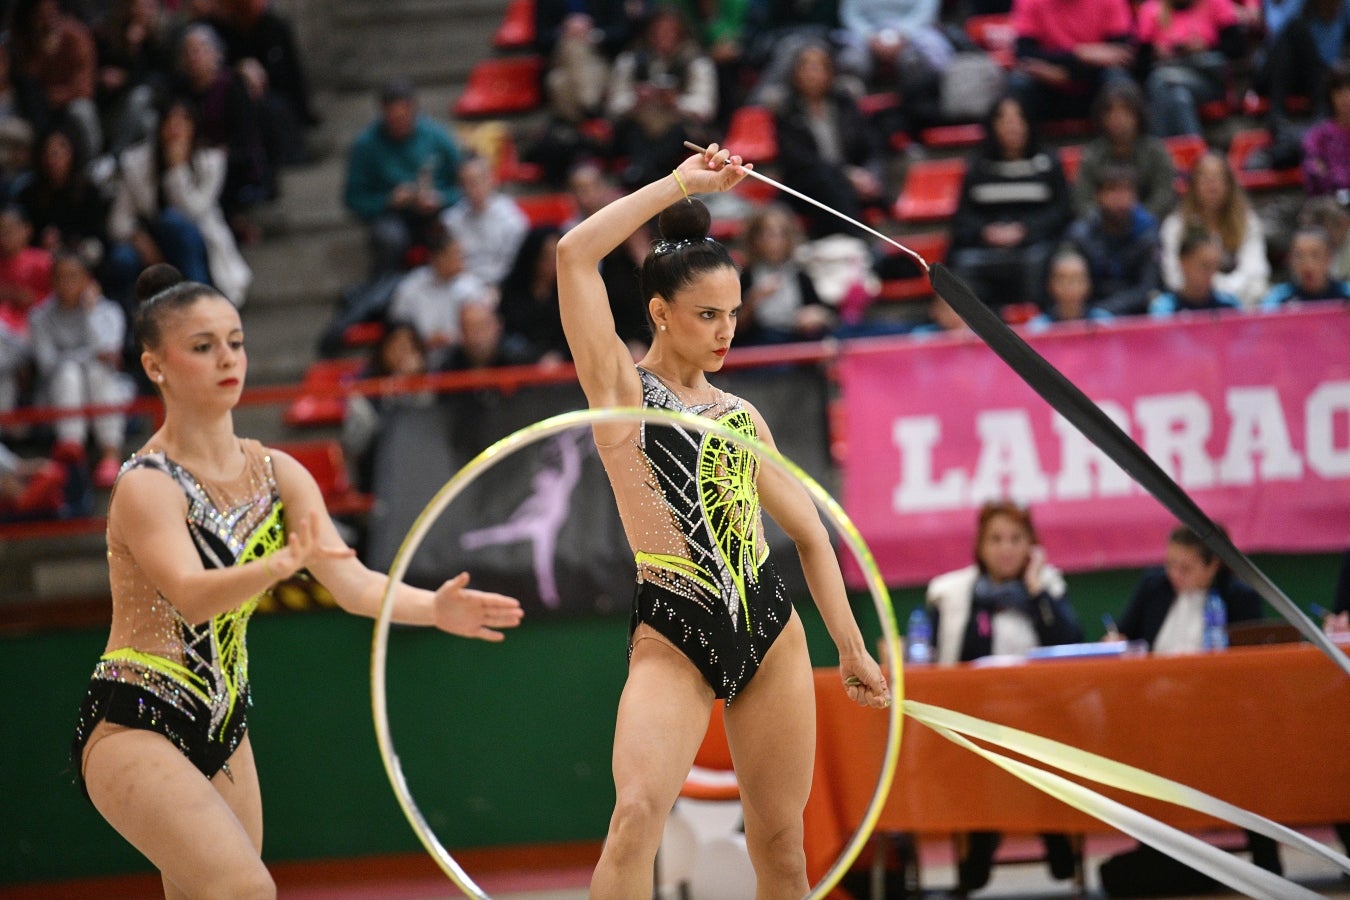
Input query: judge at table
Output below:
<box><xmin>925</xmin><ymin>499</ymin><xmax>1084</xmax><ymax>892</ymax></box>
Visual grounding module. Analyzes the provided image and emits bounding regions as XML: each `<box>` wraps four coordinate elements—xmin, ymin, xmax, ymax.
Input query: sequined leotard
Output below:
<box><xmin>598</xmin><ymin>368</ymin><xmax>792</xmax><ymax>701</ymax></box>
<box><xmin>70</xmin><ymin>440</ymin><xmax>285</xmax><ymax>795</ymax></box>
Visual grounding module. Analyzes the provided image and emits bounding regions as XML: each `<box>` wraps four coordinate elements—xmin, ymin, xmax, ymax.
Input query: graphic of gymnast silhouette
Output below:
<box><xmin>458</xmin><ymin>431</ymin><xmax>588</xmax><ymax>608</ymax></box>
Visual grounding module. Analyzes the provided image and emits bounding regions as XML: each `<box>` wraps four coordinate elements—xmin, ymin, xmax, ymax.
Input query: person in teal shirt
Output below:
<box><xmin>343</xmin><ymin>77</ymin><xmax>463</xmax><ymax>277</ymax></box>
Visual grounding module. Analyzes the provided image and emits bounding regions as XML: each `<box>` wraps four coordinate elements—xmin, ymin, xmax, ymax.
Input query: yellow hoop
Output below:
<box><xmin>371</xmin><ymin>406</ymin><xmax>904</xmax><ymax>899</ymax></box>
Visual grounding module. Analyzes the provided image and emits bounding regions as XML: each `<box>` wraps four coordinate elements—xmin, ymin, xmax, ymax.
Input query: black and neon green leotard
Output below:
<box><xmin>70</xmin><ymin>440</ymin><xmax>285</xmax><ymax>793</ymax></box>
<box><xmin>601</xmin><ymin>368</ymin><xmax>792</xmax><ymax>701</ymax></box>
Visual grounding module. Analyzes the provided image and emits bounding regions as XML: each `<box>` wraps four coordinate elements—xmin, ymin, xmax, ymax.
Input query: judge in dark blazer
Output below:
<box><xmin>1113</xmin><ymin>525</ymin><xmax>1264</xmax><ymax>653</ymax></box>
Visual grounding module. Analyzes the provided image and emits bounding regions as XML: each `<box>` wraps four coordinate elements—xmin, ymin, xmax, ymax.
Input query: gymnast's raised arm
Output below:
<box><xmin>556</xmin><ymin>144</ymin><xmax>749</xmax><ymax>418</ymax></box>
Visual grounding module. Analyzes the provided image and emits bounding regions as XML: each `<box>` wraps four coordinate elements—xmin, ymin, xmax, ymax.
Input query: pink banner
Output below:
<box><xmin>839</xmin><ymin>307</ymin><xmax>1350</xmax><ymax>586</ymax></box>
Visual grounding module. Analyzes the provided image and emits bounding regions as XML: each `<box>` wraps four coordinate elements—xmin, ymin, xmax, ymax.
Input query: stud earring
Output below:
<box><xmin>156</xmin><ymin>374</ymin><xmax>165</xmax><ymax>383</ymax></box>
<box><xmin>660</xmin><ymin>325</ymin><xmax>667</xmax><ymax>331</ymax></box>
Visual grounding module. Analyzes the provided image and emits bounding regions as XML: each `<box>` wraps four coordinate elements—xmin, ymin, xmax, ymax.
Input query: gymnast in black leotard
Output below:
<box><xmin>71</xmin><ymin>267</ymin><xmax>522</xmax><ymax>899</ymax></box>
<box><xmin>558</xmin><ymin>145</ymin><xmax>890</xmax><ymax>899</ymax></box>
<box><xmin>615</xmin><ymin>367</ymin><xmax>793</xmax><ymax>701</ymax></box>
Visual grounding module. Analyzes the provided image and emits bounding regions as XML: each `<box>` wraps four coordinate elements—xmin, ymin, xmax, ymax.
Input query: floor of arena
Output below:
<box><xmin>11</xmin><ymin>829</ymin><xmax>1348</xmax><ymax>899</ymax></box>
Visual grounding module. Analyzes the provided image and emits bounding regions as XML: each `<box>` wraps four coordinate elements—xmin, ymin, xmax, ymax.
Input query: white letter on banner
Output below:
<box><xmin>893</xmin><ymin>416</ymin><xmax>967</xmax><ymax>512</ymax></box>
<box><xmin>1217</xmin><ymin>386</ymin><xmax>1303</xmax><ymax>484</ymax></box>
<box><xmin>1306</xmin><ymin>381</ymin><xmax>1350</xmax><ymax>478</ymax></box>
<box><xmin>968</xmin><ymin>410</ymin><xmax>1051</xmax><ymax>505</ymax></box>
<box><xmin>1135</xmin><ymin>393</ymin><xmax>1216</xmax><ymax>488</ymax></box>
<box><xmin>1051</xmin><ymin>402</ymin><xmax>1134</xmax><ymax>500</ymax></box>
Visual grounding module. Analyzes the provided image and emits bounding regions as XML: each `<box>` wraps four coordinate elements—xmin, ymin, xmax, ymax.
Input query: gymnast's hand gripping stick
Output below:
<box><xmin>684</xmin><ymin>139</ymin><xmax>1350</xmax><ymax>677</ymax></box>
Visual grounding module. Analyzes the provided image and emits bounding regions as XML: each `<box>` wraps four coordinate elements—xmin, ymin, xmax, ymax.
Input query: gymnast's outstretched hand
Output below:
<box><xmin>841</xmin><ymin>652</ymin><xmax>892</xmax><ymax>709</ymax></box>
<box><xmin>433</xmin><ymin>572</ymin><xmax>525</xmax><ymax>641</ymax></box>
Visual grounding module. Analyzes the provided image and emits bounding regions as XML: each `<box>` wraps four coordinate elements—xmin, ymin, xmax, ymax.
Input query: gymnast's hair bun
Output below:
<box><xmin>135</xmin><ymin>264</ymin><xmax>185</xmax><ymax>303</ymax></box>
<box><xmin>658</xmin><ymin>197</ymin><xmax>711</xmax><ymax>243</ymax></box>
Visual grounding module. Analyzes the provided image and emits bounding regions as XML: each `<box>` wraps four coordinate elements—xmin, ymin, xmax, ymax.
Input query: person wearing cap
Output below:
<box><xmin>344</xmin><ymin>76</ymin><xmax>464</xmax><ymax>277</ymax></box>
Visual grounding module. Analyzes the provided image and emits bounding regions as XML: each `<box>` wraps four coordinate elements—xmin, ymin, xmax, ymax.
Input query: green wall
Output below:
<box><xmin>3</xmin><ymin>552</ymin><xmax>1340</xmax><ymax>885</ymax></box>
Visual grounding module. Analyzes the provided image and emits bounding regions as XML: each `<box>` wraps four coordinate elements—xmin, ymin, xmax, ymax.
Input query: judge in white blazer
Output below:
<box><xmin>109</xmin><ymin>97</ymin><xmax>252</xmax><ymax>307</ymax></box>
<box><xmin>924</xmin><ymin>499</ymin><xmax>1084</xmax><ymax>893</ymax></box>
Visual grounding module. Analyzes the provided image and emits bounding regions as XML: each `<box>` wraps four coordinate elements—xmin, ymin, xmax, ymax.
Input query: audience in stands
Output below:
<box><xmin>0</xmin><ymin>205</ymin><xmax>51</xmax><ymax>426</ymax></box>
<box><xmin>773</xmin><ymin>41</ymin><xmax>886</xmax><ymax>239</ymax></box>
<box><xmin>12</xmin><ymin>0</ymin><xmax>102</xmax><ymax>162</ymax></box>
<box><xmin>207</xmin><ymin>0</ymin><xmax>321</xmax><ymax>164</ymax></box>
<box><xmin>342</xmin><ymin>319</ymin><xmax>433</xmax><ymax>495</ymax></box>
<box><xmin>0</xmin><ymin>436</ymin><xmax>68</xmax><ymax>520</ymax></box>
<box><xmin>0</xmin><ymin>36</ymin><xmax>37</xmax><ymax>205</ymax></box>
<box><xmin>28</xmin><ymin>247</ymin><xmax>131</xmax><ymax>488</ymax></box>
<box><xmin>107</xmin><ymin>96</ymin><xmax>251</xmax><ymax>307</ymax></box>
<box><xmin>16</xmin><ymin>124</ymin><xmax>111</xmax><ymax>270</ymax></box>
<box><xmin>1298</xmin><ymin>194</ymin><xmax>1350</xmax><ymax>277</ymax></box>
<box><xmin>561</xmin><ymin>158</ymin><xmax>617</xmax><ymax>231</ymax></box>
<box><xmin>344</xmin><ymin>77</ymin><xmax>464</xmax><ymax>278</ymax></box>
<box><xmin>1260</xmin><ymin>223</ymin><xmax>1350</xmax><ymax>306</ymax></box>
<box><xmin>537</xmin><ymin>2</ymin><xmax>615</xmax><ymax>125</ymax></box>
<box><xmin>173</xmin><ymin>23</ymin><xmax>274</xmax><ymax>235</ymax></box>
<box><xmin>741</xmin><ymin>0</ymin><xmax>843</xmax><ymax>109</ymax></box>
<box><xmin>1160</xmin><ymin>151</ymin><xmax>1270</xmax><ymax>307</ymax></box>
<box><xmin>605</xmin><ymin>7</ymin><xmax>717</xmax><ymax>189</ymax></box>
<box><xmin>1028</xmin><ymin>245</ymin><xmax>1114</xmax><ymax>329</ymax></box>
<box><xmin>1073</xmin><ymin>80</ymin><xmax>1178</xmax><ymax>222</ymax></box>
<box><xmin>926</xmin><ymin>499</ymin><xmax>1083</xmax><ymax>894</ymax></box>
<box><xmin>94</xmin><ymin>0</ymin><xmax>174</xmax><ymax>157</ymax></box>
<box><xmin>666</xmin><ymin>0</ymin><xmax>755</xmax><ymax>123</ymax></box>
<box><xmin>441</xmin><ymin>154</ymin><xmax>529</xmax><ymax>287</ymax></box>
<box><xmin>498</xmin><ymin>224</ymin><xmax>569</xmax><ymax>365</ymax></box>
<box><xmin>736</xmin><ymin>204</ymin><xmax>833</xmax><ymax>344</ymax></box>
<box><xmin>949</xmin><ymin>93</ymin><xmax>1073</xmax><ymax>308</ymax></box>
<box><xmin>835</xmin><ymin>0</ymin><xmax>953</xmax><ymax>133</ymax></box>
<box><xmin>385</xmin><ymin>225</ymin><xmax>495</xmax><ymax>369</ymax></box>
<box><xmin>1135</xmin><ymin>0</ymin><xmax>1246</xmax><ymax>139</ymax></box>
<box><xmin>1007</xmin><ymin>0</ymin><xmax>1135</xmax><ymax>124</ymax></box>
<box><xmin>1150</xmin><ymin>228</ymin><xmax>1241</xmax><ymax>315</ymax></box>
<box><xmin>909</xmin><ymin>293</ymin><xmax>973</xmax><ymax>336</ymax></box>
<box><xmin>447</xmin><ymin>296</ymin><xmax>513</xmax><ymax>372</ymax></box>
<box><xmin>1302</xmin><ymin>60</ymin><xmax>1350</xmax><ymax>196</ymax></box>
<box><xmin>1063</xmin><ymin>163</ymin><xmax>1161</xmax><ymax>315</ymax></box>
<box><xmin>1252</xmin><ymin>0</ymin><xmax>1350</xmax><ymax>162</ymax></box>
<box><xmin>0</xmin><ymin>205</ymin><xmax>46</xmax><ymax>431</ymax></box>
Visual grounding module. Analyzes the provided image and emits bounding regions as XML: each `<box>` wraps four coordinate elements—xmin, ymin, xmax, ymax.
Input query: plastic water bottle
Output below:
<box><xmin>906</xmin><ymin>607</ymin><xmax>934</xmax><ymax>664</ymax></box>
<box><xmin>1202</xmin><ymin>592</ymin><xmax>1228</xmax><ymax>651</ymax></box>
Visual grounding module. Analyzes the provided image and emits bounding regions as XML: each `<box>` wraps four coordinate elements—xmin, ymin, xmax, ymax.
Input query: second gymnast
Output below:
<box><xmin>557</xmin><ymin>144</ymin><xmax>890</xmax><ymax>898</ymax></box>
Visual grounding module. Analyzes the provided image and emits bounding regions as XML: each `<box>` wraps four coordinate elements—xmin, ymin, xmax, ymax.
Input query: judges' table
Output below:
<box><xmin>805</xmin><ymin>643</ymin><xmax>1350</xmax><ymax>883</ymax></box>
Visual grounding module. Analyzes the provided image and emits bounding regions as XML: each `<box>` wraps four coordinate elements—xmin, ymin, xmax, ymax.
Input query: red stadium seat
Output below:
<box><xmin>1227</xmin><ymin>129</ymin><xmax>1304</xmax><ymax>192</ymax></box>
<box><xmin>273</xmin><ymin>440</ymin><xmax>373</xmax><ymax>516</ymax></box>
<box><xmin>965</xmin><ymin>14</ymin><xmax>1014</xmax><ymax>51</ymax></box>
<box><xmin>515</xmin><ymin>192</ymin><xmax>577</xmax><ymax>227</ymax></box>
<box><xmin>920</xmin><ymin>123</ymin><xmax>984</xmax><ymax>150</ymax></box>
<box><xmin>453</xmin><ymin>56</ymin><xmax>544</xmax><ymax>118</ymax></box>
<box><xmin>892</xmin><ymin>157</ymin><xmax>966</xmax><ymax>224</ymax></box>
<box><xmin>493</xmin><ymin>0</ymin><xmax>535</xmax><ymax>50</ymax></box>
<box><xmin>1163</xmin><ymin>133</ymin><xmax>1208</xmax><ymax>175</ymax></box>
<box><xmin>282</xmin><ymin>358</ymin><xmax>364</xmax><ymax>428</ymax></box>
<box><xmin>725</xmin><ymin>105</ymin><xmax>777</xmax><ymax>163</ymax></box>
<box><xmin>496</xmin><ymin>134</ymin><xmax>544</xmax><ymax>184</ymax></box>
<box><xmin>1059</xmin><ymin>144</ymin><xmax>1084</xmax><ymax>183</ymax></box>
<box><xmin>342</xmin><ymin>321</ymin><xmax>385</xmax><ymax>348</ymax></box>
<box><xmin>878</xmin><ymin>232</ymin><xmax>949</xmax><ymax>302</ymax></box>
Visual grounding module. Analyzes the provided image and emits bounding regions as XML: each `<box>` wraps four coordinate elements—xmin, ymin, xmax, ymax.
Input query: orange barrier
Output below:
<box><xmin>804</xmin><ymin>643</ymin><xmax>1350</xmax><ymax>884</ymax></box>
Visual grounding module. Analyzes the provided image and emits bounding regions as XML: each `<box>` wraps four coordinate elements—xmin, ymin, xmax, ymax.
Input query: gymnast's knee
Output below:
<box><xmin>605</xmin><ymin>791</ymin><xmax>668</xmax><ymax>854</ymax></box>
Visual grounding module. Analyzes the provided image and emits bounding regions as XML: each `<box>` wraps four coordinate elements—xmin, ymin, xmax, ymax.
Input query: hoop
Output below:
<box><xmin>371</xmin><ymin>406</ymin><xmax>904</xmax><ymax>899</ymax></box>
